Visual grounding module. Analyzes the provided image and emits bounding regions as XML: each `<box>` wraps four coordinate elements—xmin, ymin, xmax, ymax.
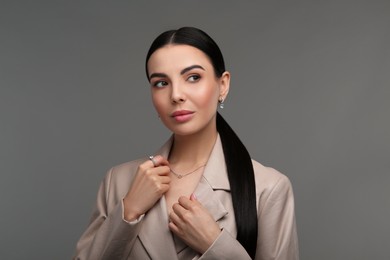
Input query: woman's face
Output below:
<box><xmin>147</xmin><ymin>44</ymin><xmax>230</xmax><ymax>136</ymax></box>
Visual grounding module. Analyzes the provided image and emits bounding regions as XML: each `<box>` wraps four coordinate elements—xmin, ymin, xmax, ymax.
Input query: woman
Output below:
<box><xmin>74</xmin><ymin>27</ymin><xmax>299</xmax><ymax>260</ymax></box>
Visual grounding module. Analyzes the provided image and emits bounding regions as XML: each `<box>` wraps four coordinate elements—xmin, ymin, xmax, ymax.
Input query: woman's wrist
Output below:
<box><xmin>122</xmin><ymin>197</ymin><xmax>142</xmax><ymax>221</ymax></box>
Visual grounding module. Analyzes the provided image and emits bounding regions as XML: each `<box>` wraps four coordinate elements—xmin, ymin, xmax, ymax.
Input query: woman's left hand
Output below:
<box><xmin>169</xmin><ymin>194</ymin><xmax>221</xmax><ymax>254</ymax></box>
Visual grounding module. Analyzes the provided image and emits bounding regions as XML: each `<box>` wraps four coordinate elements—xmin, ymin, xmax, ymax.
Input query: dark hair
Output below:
<box><xmin>145</xmin><ymin>27</ymin><xmax>258</xmax><ymax>259</ymax></box>
<box><xmin>145</xmin><ymin>27</ymin><xmax>225</xmax><ymax>79</ymax></box>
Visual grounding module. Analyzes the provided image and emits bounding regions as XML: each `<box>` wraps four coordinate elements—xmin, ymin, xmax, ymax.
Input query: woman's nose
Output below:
<box><xmin>171</xmin><ymin>83</ymin><xmax>186</xmax><ymax>104</ymax></box>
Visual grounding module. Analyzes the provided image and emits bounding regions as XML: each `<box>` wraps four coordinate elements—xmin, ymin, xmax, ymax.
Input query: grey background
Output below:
<box><xmin>1</xmin><ymin>0</ymin><xmax>389</xmax><ymax>259</ymax></box>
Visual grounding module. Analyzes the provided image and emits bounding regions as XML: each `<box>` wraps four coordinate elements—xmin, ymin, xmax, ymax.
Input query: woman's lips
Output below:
<box><xmin>171</xmin><ymin>110</ymin><xmax>194</xmax><ymax>123</ymax></box>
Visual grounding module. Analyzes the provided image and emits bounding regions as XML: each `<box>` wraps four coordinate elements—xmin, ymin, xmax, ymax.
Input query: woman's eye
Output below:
<box><xmin>153</xmin><ymin>81</ymin><xmax>168</xmax><ymax>88</ymax></box>
<box><xmin>188</xmin><ymin>75</ymin><xmax>201</xmax><ymax>82</ymax></box>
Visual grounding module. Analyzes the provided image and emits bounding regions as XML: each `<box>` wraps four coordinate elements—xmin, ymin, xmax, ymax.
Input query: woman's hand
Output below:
<box><xmin>123</xmin><ymin>155</ymin><xmax>171</xmax><ymax>221</ymax></box>
<box><xmin>169</xmin><ymin>194</ymin><xmax>221</xmax><ymax>254</ymax></box>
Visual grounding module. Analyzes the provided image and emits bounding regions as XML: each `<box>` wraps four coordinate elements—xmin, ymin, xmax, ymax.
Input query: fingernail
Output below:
<box><xmin>191</xmin><ymin>193</ymin><xmax>197</xmax><ymax>200</ymax></box>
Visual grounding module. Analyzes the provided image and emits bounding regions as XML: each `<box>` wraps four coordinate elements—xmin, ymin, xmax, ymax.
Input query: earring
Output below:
<box><xmin>219</xmin><ymin>97</ymin><xmax>224</xmax><ymax>109</ymax></box>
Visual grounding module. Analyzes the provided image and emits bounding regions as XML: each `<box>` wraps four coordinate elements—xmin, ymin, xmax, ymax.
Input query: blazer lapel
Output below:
<box><xmin>194</xmin><ymin>178</ymin><xmax>229</xmax><ymax>224</ymax></box>
<box><xmin>138</xmin><ymin>137</ymin><xmax>178</xmax><ymax>260</ymax></box>
<box><xmin>138</xmin><ymin>196</ymin><xmax>178</xmax><ymax>260</ymax></box>
<box><xmin>194</xmin><ymin>135</ymin><xmax>230</xmax><ymax>224</ymax></box>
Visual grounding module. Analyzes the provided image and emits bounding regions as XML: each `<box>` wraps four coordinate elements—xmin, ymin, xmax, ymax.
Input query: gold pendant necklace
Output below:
<box><xmin>170</xmin><ymin>164</ymin><xmax>206</xmax><ymax>179</ymax></box>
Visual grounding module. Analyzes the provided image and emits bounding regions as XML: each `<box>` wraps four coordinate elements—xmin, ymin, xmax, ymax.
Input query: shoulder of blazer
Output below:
<box><xmin>251</xmin><ymin>159</ymin><xmax>288</xmax><ymax>190</ymax></box>
<box><xmin>101</xmin><ymin>158</ymin><xmax>146</xmax><ymax>207</ymax></box>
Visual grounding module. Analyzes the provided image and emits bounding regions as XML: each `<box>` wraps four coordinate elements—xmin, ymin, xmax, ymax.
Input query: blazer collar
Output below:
<box><xmin>157</xmin><ymin>134</ymin><xmax>231</xmax><ymax>191</ymax></box>
<box><xmin>138</xmin><ymin>134</ymin><xmax>229</xmax><ymax>259</ymax></box>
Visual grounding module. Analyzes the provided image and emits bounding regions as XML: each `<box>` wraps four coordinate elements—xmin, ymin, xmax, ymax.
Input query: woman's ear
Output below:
<box><xmin>219</xmin><ymin>71</ymin><xmax>230</xmax><ymax>100</ymax></box>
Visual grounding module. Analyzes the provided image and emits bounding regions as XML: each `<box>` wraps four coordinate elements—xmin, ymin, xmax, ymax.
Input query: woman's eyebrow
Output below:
<box><xmin>149</xmin><ymin>65</ymin><xmax>205</xmax><ymax>80</ymax></box>
<box><xmin>149</xmin><ymin>72</ymin><xmax>167</xmax><ymax>80</ymax></box>
<box><xmin>180</xmin><ymin>65</ymin><xmax>205</xmax><ymax>75</ymax></box>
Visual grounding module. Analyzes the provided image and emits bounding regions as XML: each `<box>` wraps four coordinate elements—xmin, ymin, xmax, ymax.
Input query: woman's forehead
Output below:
<box><xmin>147</xmin><ymin>44</ymin><xmax>212</xmax><ymax>72</ymax></box>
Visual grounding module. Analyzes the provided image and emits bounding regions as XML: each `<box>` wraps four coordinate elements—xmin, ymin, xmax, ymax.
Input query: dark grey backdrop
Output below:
<box><xmin>1</xmin><ymin>1</ymin><xmax>389</xmax><ymax>259</ymax></box>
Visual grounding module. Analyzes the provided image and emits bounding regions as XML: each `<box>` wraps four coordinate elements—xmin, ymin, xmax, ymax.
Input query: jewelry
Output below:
<box><xmin>218</xmin><ymin>98</ymin><xmax>224</xmax><ymax>109</ymax></box>
<box><xmin>170</xmin><ymin>164</ymin><xmax>206</xmax><ymax>179</ymax></box>
<box><xmin>148</xmin><ymin>155</ymin><xmax>157</xmax><ymax>167</ymax></box>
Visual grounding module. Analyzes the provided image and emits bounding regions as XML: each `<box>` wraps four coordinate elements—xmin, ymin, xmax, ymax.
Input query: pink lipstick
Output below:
<box><xmin>171</xmin><ymin>110</ymin><xmax>194</xmax><ymax>123</ymax></box>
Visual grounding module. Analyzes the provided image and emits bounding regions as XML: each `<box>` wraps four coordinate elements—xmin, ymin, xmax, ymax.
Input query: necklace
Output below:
<box><xmin>170</xmin><ymin>164</ymin><xmax>206</xmax><ymax>179</ymax></box>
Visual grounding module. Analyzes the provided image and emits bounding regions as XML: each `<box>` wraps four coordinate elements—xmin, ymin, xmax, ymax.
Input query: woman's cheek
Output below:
<box><xmin>152</xmin><ymin>95</ymin><xmax>165</xmax><ymax>113</ymax></box>
<box><xmin>205</xmin><ymin>92</ymin><xmax>219</xmax><ymax>110</ymax></box>
<box><xmin>196</xmin><ymin>86</ymin><xmax>217</xmax><ymax>107</ymax></box>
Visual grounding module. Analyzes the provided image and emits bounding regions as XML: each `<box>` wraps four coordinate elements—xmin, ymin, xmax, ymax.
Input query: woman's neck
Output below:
<box><xmin>169</xmin><ymin>127</ymin><xmax>218</xmax><ymax>168</ymax></box>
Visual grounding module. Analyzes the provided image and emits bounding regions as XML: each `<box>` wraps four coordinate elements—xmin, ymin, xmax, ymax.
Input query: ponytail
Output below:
<box><xmin>216</xmin><ymin>112</ymin><xmax>258</xmax><ymax>259</ymax></box>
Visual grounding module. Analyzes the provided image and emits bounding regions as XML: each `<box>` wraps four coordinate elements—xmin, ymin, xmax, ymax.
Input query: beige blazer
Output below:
<box><xmin>74</xmin><ymin>136</ymin><xmax>299</xmax><ymax>260</ymax></box>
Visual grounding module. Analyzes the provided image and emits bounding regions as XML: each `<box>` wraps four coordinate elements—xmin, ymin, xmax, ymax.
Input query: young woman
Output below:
<box><xmin>74</xmin><ymin>27</ymin><xmax>299</xmax><ymax>260</ymax></box>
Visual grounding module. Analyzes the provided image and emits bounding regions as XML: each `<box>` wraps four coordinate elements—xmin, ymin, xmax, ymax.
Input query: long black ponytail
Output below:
<box><xmin>216</xmin><ymin>112</ymin><xmax>257</xmax><ymax>259</ymax></box>
<box><xmin>145</xmin><ymin>27</ymin><xmax>258</xmax><ymax>259</ymax></box>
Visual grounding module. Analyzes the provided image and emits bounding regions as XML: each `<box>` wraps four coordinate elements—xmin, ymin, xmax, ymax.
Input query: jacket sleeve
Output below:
<box><xmin>256</xmin><ymin>174</ymin><xmax>299</xmax><ymax>260</ymax></box>
<box><xmin>199</xmin><ymin>174</ymin><xmax>299</xmax><ymax>260</ymax></box>
<box><xmin>199</xmin><ymin>229</ymin><xmax>252</xmax><ymax>260</ymax></box>
<box><xmin>73</xmin><ymin>168</ymin><xmax>144</xmax><ymax>260</ymax></box>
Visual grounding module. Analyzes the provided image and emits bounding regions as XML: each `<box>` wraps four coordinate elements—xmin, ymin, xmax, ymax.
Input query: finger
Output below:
<box><xmin>169</xmin><ymin>211</ymin><xmax>181</xmax><ymax>225</ymax></box>
<box><xmin>189</xmin><ymin>193</ymin><xmax>202</xmax><ymax>207</ymax></box>
<box><xmin>168</xmin><ymin>221</ymin><xmax>182</xmax><ymax>236</ymax></box>
<box><xmin>153</xmin><ymin>166</ymin><xmax>171</xmax><ymax>176</ymax></box>
<box><xmin>139</xmin><ymin>158</ymin><xmax>158</xmax><ymax>170</ymax></box>
<box><xmin>172</xmin><ymin>202</ymin><xmax>189</xmax><ymax>219</ymax></box>
<box><xmin>158</xmin><ymin>183</ymin><xmax>170</xmax><ymax>194</ymax></box>
<box><xmin>172</xmin><ymin>202</ymin><xmax>183</xmax><ymax>214</ymax></box>
<box><xmin>178</xmin><ymin>196</ymin><xmax>194</xmax><ymax>210</ymax></box>
<box><xmin>152</xmin><ymin>165</ymin><xmax>171</xmax><ymax>176</ymax></box>
<box><xmin>141</xmin><ymin>159</ymin><xmax>170</xmax><ymax>174</ymax></box>
<box><xmin>169</xmin><ymin>211</ymin><xmax>187</xmax><ymax>233</ymax></box>
<box><xmin>157</xmin><ymin>175</ymin><xmax>171</xmax><ymax>184</ymax></box>
<box><xmin>149</xmin><ymin>155</ymin><xmax>169</xmax><ymax>167</ymax></box>
<box><xmin>190</xmin><ymin>193</ymin><xmax>198</xmax><ymax>201</ymax></box>
<box><xmin>158</xmin><ymin>156</ymin><xmax>169</xmax><ymax>166</ymax></box>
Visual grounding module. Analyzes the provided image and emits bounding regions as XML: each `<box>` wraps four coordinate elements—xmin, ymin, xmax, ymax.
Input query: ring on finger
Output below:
<box><xmin>149</xmin><ymin>155</ymin><xmax>157</xmax><ymax>167</ymax></box>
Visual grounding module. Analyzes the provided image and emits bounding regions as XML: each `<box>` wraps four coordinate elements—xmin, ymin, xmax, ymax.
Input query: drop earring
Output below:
<box><xmin>218</xmin><ymin>97</ymin><xmax>225</xmax><ymax>109</ymax></box>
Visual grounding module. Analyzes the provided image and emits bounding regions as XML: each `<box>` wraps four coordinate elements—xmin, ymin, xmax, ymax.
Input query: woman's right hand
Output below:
<box><xmin>123</xmin><ymin>155</ymin><xmax>171</xmax><ymax>221</ymax></box>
